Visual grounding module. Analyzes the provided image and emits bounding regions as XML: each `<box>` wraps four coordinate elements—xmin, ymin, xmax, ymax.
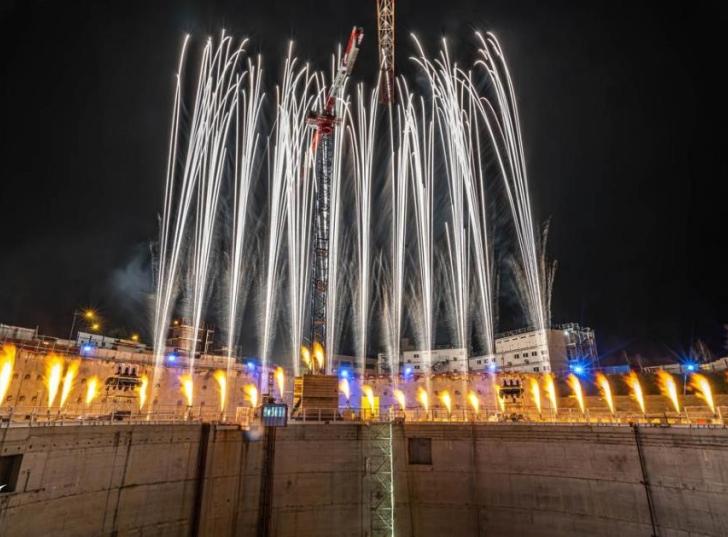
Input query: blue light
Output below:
<box><xmin>404</xmin><ymin>366</ymin><xmax>413</xmax><ymax>376</ymax></box>
<box><xmin>82</xmin><ymin>344</ymin><xmax>93</xmax><ymax>354</ymax></box>
<box><xmin>488</xmin><ymin>363</ymin><xmax>497</xmax><ymax>373</ymax></box>
<box><xmin>246</xmin><ymin>361</ymin><xmax>256</xmax><ymax>371</ymax></box>
<box><xmin>686</xmin><ymin>364</ymin><xmax>696</xmax><ymax>372</ymax></box>
<box><xmin>340</xmin><ymin>369</ymin><xmax>349</xmax><ymax>379</ymax></box>
<box><xmin>569</xmin><ymin>361</ymin><xmax>587</xmax><ymax>376</ymax></box>
<box><xmin>167</xmin><ymin>353</ymin><xmax>177</xmax><ymax>363</ymax></box>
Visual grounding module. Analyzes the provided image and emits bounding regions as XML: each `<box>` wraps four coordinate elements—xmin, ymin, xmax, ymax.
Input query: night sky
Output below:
<box><xmin>1</xmin><ymin>1</ymin><xmax>727</xmax><ymax>362</ymax></box>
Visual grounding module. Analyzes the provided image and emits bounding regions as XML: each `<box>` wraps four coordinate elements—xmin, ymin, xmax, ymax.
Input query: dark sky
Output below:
<box><xmin>1</xmin><ymin>1</ymin><xmax>727</xmax><ymax>361</ymax></box>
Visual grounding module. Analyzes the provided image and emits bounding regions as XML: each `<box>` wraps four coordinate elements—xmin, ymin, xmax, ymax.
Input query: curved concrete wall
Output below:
<box><xmin>1</xmin><ymin>422</ymin><xmax>726</xmax><ymax>536</ymax></box>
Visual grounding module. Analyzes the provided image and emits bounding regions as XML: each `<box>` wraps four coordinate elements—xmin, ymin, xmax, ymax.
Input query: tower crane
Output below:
<box><xmin>307</xmin><ymin>27</ymin><xmax>364</xmax><ymax>368</ymax></box>
<box><xmin>376</xmin><ymin>0</ymin><xmax>395</xmax><ymax>104</ymax></box>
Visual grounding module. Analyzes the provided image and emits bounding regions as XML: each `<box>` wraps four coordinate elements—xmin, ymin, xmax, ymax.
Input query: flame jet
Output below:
<box><xmin>0</xmin><ymin>344</ymin><xmax>16</xmax><ymax>405</ymax></box>
<box><xmin>45</xmin><ymin>355</ymin><xmax>64</xmax><ymax>409</ymax></box>
<box><xmin>60</xmin><ymin>361</ymin><xmax>80</xmax><ymax>409</ymax></box>
<box><xmin>595</xmin><ymin>373</ymin><xmax>615</xmax><ymax>415</ymax></box>
<box><xmin>468</xmin><ymin>391</ymin><xmax>480</xmax><ymax>415</ymax></box>
<box><xmin>180</xmin><ymin>375</ymin><xmax>194</xmax><ymax>407</ymax></box>
<box><xmin>529</xmin><ymin>377</ymin><xmax>542</xmax><ymax>416</ymax></box>
<box><xmin>393</xmin><ymin>389</ymin><xmax>406</xmax><ymax>411</ymax></box>
<box><xmin>244</xmin><ymin>384</ymin><xmax>259</xmax><ymax>408</ymax></box>
<box><xmin>656</xmin><ymin>370</ymin><xmax>680</xmax><ymax>413</ymax></box>
<box><xmin>543</xmin><ymin>374</ymin><xmax>558</xmax><ymax>414</ymax></box>
<box><xmin>138</xmin><ymin>375</ymin><xmax>149</xmax><ymax>411</ymax></box>
<box><xmin>690</xmin><ymin>374</ymin><xmax>715</xmax><ymax>415</ymax></box>
<box><xmin>566</xmin><ymin>374</ymin><xmax>586</xmax><ymax>415</ymax></box>
<box><xmin>213</xmin><ymin>370</ymin><xmax>227</xmax><ymax>412</ymax></box>
<box><xmin>625</xmin><ymin>371</ymin><xmax>646</xmax><ymax>415</ymax></box>
<box><xmin>85</xmin><ymin>376</ymin><xmax>99</xmax><ymax>407</ymax></box>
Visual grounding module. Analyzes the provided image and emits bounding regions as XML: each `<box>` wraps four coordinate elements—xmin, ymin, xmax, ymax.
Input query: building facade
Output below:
<box><xmin>470</xmin><ymin>323</ymin><xmax>598</xmax><ymax>374</ymax></box>
<box><xmin>401</xmin><ymin>348</ymin><xmax>469</xmax><ymax>374</ymax></box>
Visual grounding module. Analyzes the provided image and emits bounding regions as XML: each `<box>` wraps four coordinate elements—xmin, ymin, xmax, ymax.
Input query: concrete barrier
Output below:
<box><xmin>1</xmin><ymin>422</ymin><xmax>726</xmax><ymax>536</ymax></box>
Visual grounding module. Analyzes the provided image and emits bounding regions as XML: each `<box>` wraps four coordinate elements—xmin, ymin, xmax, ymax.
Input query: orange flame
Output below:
<box><xmin>543</xmin><ymin>374</ymin><xmax>558</xmax><ymax>413</ymax></box>
<box><xmin>274</xmin><ymin>367</ymin><xmax>285</xmax><ymax>399</ymax></box>
<box><xmin>439</xmin><ymin>390</ymin><xmax>452</xmax><ymax>415</ymax></box>
<box><xmin>467</xmin><ymin>390</ymin><xmax>479</xmax><ymax>414</ymax></box>
<box><xmin>180</xmin><ymin>374</ymin><xmax>194</xmax><ymax>406</ymax></box>
<box><xmin>45</xmin><ymin>354</ymin><xmax>64</xmax><ymax>408</ymax></box>
<box><xmin>494</xmin><ymin>384</ymin><xmax>506</xmax><ymax>412</ymax></box>
<box><xmin>595</xmin><ymin>373</ymin><xmax>615</xmax><ymax>414</ymax></box>
<box><xmin>566</xmin><ymin>374</ymin><xmax>586</xmax><ymax>414</ymax></box>
<box><xmin>655</xmin><ymin>370</ymin><xmax>680</xmax><ymax>413</ymax></box>
<box><xmin>300</xmin><ymin>346</ymin><xmax>312</xmax><ymax>369</ymax></box>
<box><xmin>0</xmin><ymin>344</ymin><xmax>16</xmax><ymax>405</ymax></box>
<box><xmin>213</xmin><ymin>370</ymin><xmax>227</xmax><ymax>412</ymax></box>
<box><xmin>393</xmin><ymin>389</ymin><xmax>406</xmax><ymax>410</ymax></box>
<box><xmin>244</xmin><ymin>383</ymin><xmax>258</xmax><ymax>407</ymax></box>
<box><xmin>138</xmin><ymin>374</ymin><xmax>149</xmax><ymax>410</ymax></box>
<box><xmin>690</xmin><ymin>373</ymin><xmax>715</xmax><ymax>415</ymax></box>
<box><xmin>362</xmin><ymin>384</ymin><xmax>375</xmax><ymax>412</ymax></box>
<box><xmin>60</xmin><ymin>360</ymin><xmax>80</xmax><ymax>409</ymax></box>
<box><xmin>85</xmin><ymin>376</ymin><xmax>99</xmax><ymax>406</ymax></box>
<box><xmin>312</xmin><ymin>341</ymin><xmax>325</xmax><ymax>370</ymax></box>
<box><xmin>417</xmin><ymin>386</ymin><xmax>429</xmax><ymax>413</ymax></box>
<box><xmin>529</xmin><ymin>377</ymin><xmax>542</xmax><ymax>415</ymax></box>
<box><xmin>625</xmin><ymin>371</ymin><xmax>646</xmax><ymax>414</ymax></box>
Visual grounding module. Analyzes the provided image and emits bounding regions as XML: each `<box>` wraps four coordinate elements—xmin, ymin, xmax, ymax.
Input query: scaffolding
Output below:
<box><xmin>363</xmin><ymin>422</ymin><xmax>395</xmax><ymax>537</ymax></box>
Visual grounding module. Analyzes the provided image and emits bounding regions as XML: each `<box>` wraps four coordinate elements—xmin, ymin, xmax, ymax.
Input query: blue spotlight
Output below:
<box><xmin>167</xmin><ymin>353</ymin><xmax>177</xmax><ymax>363</ymax></box>
<box><xmin>569</xmin><ymin>361</ymin><xmax>587</xmax><ymax>376</ymax></box>
<box><xmin>246</xmin><ymin>361</ymin><xmax>256</xmax><ymax>371</ymax></box>
<box><xmin>340</xmin><ymin>369</ymin><xmax>349</xmax><ymax>379</ymax></box>
<box><xmin>404</xmin><ymin>366</ymin><xmax>413</xmax><ymax>377</ymax></box>
<box><xmin>81</xmin><ymin>344</ymin><xmax>93</xmax><ymax>355</ymax></box>
<box><xmin>685</xmin><ymin>363</ymin><xmax>696</xmax><ymax>372</ymax></box>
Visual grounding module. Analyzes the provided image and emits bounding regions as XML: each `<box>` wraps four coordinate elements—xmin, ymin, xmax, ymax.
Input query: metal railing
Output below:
<box><xmin>3</xmin><ymin>403</ymin><xmax>725</xmax><ymax>429</ymax></box>
<box><xmin>0</xmin><ymin>403</ymin><xmax>248</xmax><ymax>429</ymax></box>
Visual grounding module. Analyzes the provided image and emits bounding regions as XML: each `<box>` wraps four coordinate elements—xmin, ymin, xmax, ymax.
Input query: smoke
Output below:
<box><xmin>108</xmin><ymin>243</ymin><xmax>154</xmax><ymax>335</ymax></box>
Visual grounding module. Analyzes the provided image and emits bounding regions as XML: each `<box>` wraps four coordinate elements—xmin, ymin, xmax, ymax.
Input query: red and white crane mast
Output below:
<box><xmin>307</xmin><ymin>27</ymin><xmax>363</xmax><ymax>366</ymax></box>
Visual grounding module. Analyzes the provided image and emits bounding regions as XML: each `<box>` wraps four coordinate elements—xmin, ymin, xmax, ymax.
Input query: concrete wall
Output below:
<box><xmin>0</xmin><ymin>423</ymin><xmax>257</xmax><ymax>537</ymax></box>
<box><xmin>1</xmin><ymin>422</ymin><xmax>727</xmax><ymax>537</ymax></box>
<box><xmin>396</xmin><ymin>424</ymin><xmax>728</xmax><ymax>537</ymax></box>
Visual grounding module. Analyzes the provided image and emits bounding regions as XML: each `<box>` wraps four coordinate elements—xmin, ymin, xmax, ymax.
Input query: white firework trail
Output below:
<box><xmin>384</xmin><ymin>89</ymin><xmax>412</xmax><ymax>387</ymax></box>
<box><xmin>153</xmin><ymin>34</ymin><xmax>248</xmax><ymax>396</ymax></box>
<box><xmin>285</xmin><ymin>69</ymin><xmax>317</xmax><ymax>377</ymax></box>
<box><xmin>226</xmin><ymin>56</ymin><xmax>264</xmax><ymax>376</ymax></box>
<box><xmin>475</xmin><ymin>32</ymin><xmax>546</xmax><ymax>336</ymax></box>
<box><xmin>401</xmin><ymin>84</ymin><xmax>436</xmax><ymax>377</ymax></box>
<box><xmin>348</xmin><ymin>83</ymin><xmax>379</xmax><ymax>376</ymax></box>
<box><xmin>412</xmin><ymin>35</ymin><xmax>495</xmax><ymax>359</ymax></box>
<box><xmin>260</xmin><ymin>45</ymin><xmax>315</xmax><ymax>371</ymax></box>
<box><xmin>187</xmin><ymin>35</ymin><xmax>247</xmax><ymax>378</ymax></box>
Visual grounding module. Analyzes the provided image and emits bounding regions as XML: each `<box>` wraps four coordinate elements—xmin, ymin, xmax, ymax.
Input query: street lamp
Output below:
<box><xmin>68</xmin><ymin>309</ymin><xmax>96</xmax><ymax>340</ymax></box>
